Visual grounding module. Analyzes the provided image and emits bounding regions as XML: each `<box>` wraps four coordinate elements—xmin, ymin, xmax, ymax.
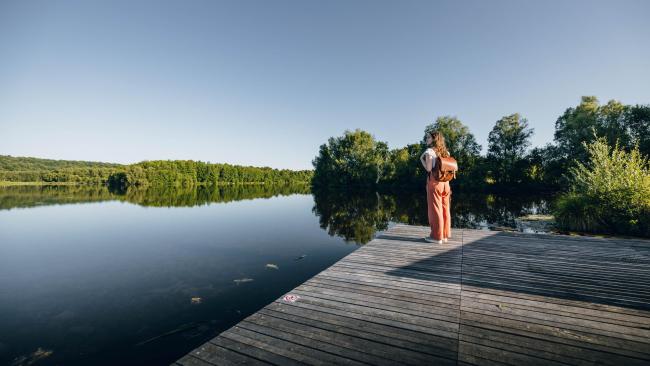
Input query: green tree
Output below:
<box><xmin>487</xmin><ymin>113</ymin><xmax>534</xmax><ymax>185</ymax></box>
<box><xmin>624</xmin><ymin>104</ymin><xmax>650</xmax><ymax>157</ymax></box>
<box><xmin>554</xmin><ymin>96</ymin><xmax>600</xmax><ymax>160</ymax></box>
<box><xmin>311</xmin><ymin>129</ymin><xmax>389</xmax><ymax>187</ymax></box>
<box><xmin>550</xmin><ymin>97</ymin><xmax>650</xmax><ymax>191</ymax></box>
<box><xmin>525</xmin><ymin>144</ymin><xmax>565</xmax><ymax>188</ymax></box>
<box><xmin>384</xmin><ymin>144</ymin><xmax>423</xmax><ymax>186</ymax></box>
<box><xmin>598</xmin><ymin>99</ymin><xmax>630</xmax><ymax>151</ymax></box>
<box><xmin>423</xmin><ymin>116</ymin><xmax>482</xmax><ymax>185</ymax></box>
<box><xmin>554</xmin><ymin>96</ymin><xmax>643</xmax><ymax>160</ymax></box>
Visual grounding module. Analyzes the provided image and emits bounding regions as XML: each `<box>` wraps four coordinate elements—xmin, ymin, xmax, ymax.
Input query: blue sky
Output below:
<box><xmin>1</xmin><ymin>0</ymin><xmax>648</xmax><ymax>170</ymax></box>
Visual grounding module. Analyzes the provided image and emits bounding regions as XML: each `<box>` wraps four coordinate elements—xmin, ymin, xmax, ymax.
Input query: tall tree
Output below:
<box><xmin>385</xmin><ymin>143</ymin><xmax>423</xmax><ymax>186</ymax></box>
<box><xmin>552</xmin><ymin>97</ymin><xmax>650</xmax><ymax>186</ymax></box>
<box><xmin>554</xmin><ymin>96</ymin><xmax>600</xmax><ymax>160</ymax></box>
<box><xmin>624</xmin><ymin>104</ymin><xmax>650</xmax><ymax>157</ymax></box>
<box><xmin>525</xmin><ymin>143</ymin><xmax>565</xmax><ymax>188</ymax></box>
<box><xmin>554</xmin><ymin>96</ymin><xmax>637</xmax><ymax>160</ymax></box>
<box><xmin>598</xmin><ymin>99</ymin><xmax>630</xmax><ymax>151</ymax></box>
<box><xmin>423</xmin><ymin>116</ymin><xmax>482</xmax><ymax>175</ymax></box>
<box><xmin>311</xmin><ymin>129</ymin><xmax>389</xmax><ymax>187</ymax></box>
<box><xmin>487</xmin><ymin>113</ymin><xmax>534</xmax><ymax>184</ymax></box>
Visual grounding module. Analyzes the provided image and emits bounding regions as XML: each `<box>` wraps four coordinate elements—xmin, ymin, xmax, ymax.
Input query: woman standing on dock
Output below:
<box><xmin>420</xmin><ymin>131</ymin><xmax>452</xmax><ymax>244</ymax></box>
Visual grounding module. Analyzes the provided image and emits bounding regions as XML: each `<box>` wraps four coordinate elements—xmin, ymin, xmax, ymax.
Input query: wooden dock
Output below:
<box><xmin>174</xmin><ymin>224</ymin><xmax>650</xmax><ymax>365</ymax></box>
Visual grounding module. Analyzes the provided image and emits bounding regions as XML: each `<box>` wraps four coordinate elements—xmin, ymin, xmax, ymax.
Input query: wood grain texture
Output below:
<box><xmin>174</xmin><ymin>224</ymin><xmax>650</xmax><ymax>365</ymax></box>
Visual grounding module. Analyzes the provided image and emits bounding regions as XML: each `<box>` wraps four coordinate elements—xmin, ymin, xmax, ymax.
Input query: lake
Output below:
<box><xmin>0</xmin><ymin>184</ymin><xmax>553</xmax><ymax>365</ymax></box>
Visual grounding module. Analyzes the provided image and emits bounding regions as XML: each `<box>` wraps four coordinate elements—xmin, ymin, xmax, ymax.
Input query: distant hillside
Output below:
<box><xmin>0</xmin><ymin>155</ymin><xmax>313</xmax><ymax>186</ymax></box>
<box><xmin>0</xmin><ymin>155</ymin><xmax>123</xmax><ymax>171</ymax></box>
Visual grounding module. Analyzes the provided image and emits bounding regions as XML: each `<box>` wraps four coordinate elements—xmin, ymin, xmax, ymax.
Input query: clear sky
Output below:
<box><xmin>1</xmin><ymin>0</ymin><xmax>648</xmax><ymax>170</ymax></box>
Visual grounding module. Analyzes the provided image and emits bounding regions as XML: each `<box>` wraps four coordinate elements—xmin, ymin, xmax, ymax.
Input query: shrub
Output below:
<box><xmin>554</xmin><ymin>137</ymin><xmax>650</xmax><ymax>236</ymax></box>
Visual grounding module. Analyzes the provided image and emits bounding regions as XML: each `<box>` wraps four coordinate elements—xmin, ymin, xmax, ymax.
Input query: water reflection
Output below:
<box><xmin>312</xmin><ymin>188</ymin><xmax>554</xmax><ymax>244</ymax></box>
<box><xmin>311</xmin><ymin>190</ymin><xmax>393</xmax><ymax>244</ymax></box>
<box><xmin>0</xmin><ymin>184</ymin><xmax>351</xmax><ymax>366</ymax></box>
<box><xmin>115</xmin><ymin>183</ymin><xmax>310</xmax><ymax>207</ymax></box>
<box><xmin>0</xmin><ymin>183</ymin><xmax>310</xmax><ymax>210</ymax></box>
<box><xmin>1</xmin><ymin>185</ymin><xmax>554</xmax><ymax>246</ymax></box>
<box><xmin>0</xmin><ymin>185</ymin><xmax>119</xmax><ymax>210</ymax></box>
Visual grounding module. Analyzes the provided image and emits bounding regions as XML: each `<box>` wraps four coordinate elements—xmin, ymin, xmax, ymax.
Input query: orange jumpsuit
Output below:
<box><xmin>426</xmin><ymin>176</ymin><xmax>451</xmax><ymax>240</ymax></box>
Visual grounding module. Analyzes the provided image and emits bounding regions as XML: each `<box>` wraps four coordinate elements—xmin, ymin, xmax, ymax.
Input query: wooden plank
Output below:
<box><xmin>257</xmin><ymin>308</ymin><xmax>456</xmax><ymax>365</ymax></box>
<box><xmin>287</xmin><ymin>289</ymin><xmax>460</xmax><ymax>335</ymax></box>
<box><xmin>459</xmin><ymin>324</ymin><xmax>649</xmax><ymax>366</ymax></box>
<box><xmin>232</xmin><ymin>321</ymin><xmax>368</xmax><ymax>365</ymax></box>
<box><xmin>294</xmin><ymin>284</ymin><xmax>460</xmax><ymax>320</ymax></box>
<box><xmin>220</xmin><ymin>327</ymin><xmax>336</xmax><ymax>365</ymax></box>
<box><xmin>326</xmin><ymin>267</ymin><xmax>462</xmax><ymax>289</ymax></box>
<box><xmin>461</xmin><ymin>290</ymin><xmax>650</xmax><ymax>327</ymax></box>
<box><xmin>460</xmin><ymin>275</ymin><xmax>650</xmax><ymax>310</ymax></box>
<box><xmin>175</xmin><ymin>355</ymin><xmax>218</xmax><ymax>366</ymax></box>
<box><xmin>184</xmin><ymin>341</ymin><xmax>269</xmax><ymax>365</ymax></box>
<box><xmin>459</xmin><ymin>261</ymin><xmax>650</xmax><ymax>286</ymax></box>
<box><xmin>306</xmin><ymin>277</ymin><xmax>460</xmax><ymax>308</ymax></box>
<box><xmin>209</xmin><ymin>336</ymin><xmax>302</xmax><ymax>365</ymax></box>
<box><xmin>459</xmin><ymin>311</ymin><xmax>650</xmax><ymax>359</ymax></box>
<box><xmin>459</xmin><ymin>300</ymin><xmax>650</xmax><ymax>343</ymax></box>
<box><xmin>458</xmin><ymin>340</ymin><xmax>568</xmax><ymax>366</ymax></box>
<box><xmin>460</xmin><ymin>252</ymin><xmax>650</xmax><ymax>276</ymax></box>
<box><xmin>241</xmin><ymin>312</ymin><xmax>419</xmax><ymax>365</ymax></box>
<box><xmin>317</xmin><ymin>271</ymin><xmax>462</xmax><ymax>296</ymax></box>
<box><xmin>269</xmin><ymin>298</ymin><xmax>459</xmax><ymax>340</ymax></box>
<box><xmin>264</xmin><ymin>301</ymin><xmax>458</xmax><ymax>356</ymax></box>
<box><xmin>322</xmin><ymin>267</ymin><xmax>462</xmax><ymax>289</ymax></box>
<box><xmin>461</xmin><ymin>285</ymin><xmax>650</xmax><ymax>318</ymax></box>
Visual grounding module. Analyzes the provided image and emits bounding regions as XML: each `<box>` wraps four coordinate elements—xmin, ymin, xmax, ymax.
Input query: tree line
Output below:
<box><xmin>312</xmin><ymin>96</ymin><xmax>649</xmax><ymax>191</ymax></box>
<box><xmin>0</xmin><ymin>156</ymin><xmax>313</xmax><ymax>186</ymax></box>
<box><xmin>107</xmin><ymin>160</ymin><xmax>313</xmax><ymax>187</ymax></box>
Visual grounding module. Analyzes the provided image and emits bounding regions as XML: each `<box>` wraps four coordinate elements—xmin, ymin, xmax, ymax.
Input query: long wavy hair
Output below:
<box><xmin>428</xmin><ymin>131</ymin><xmax>450</xmax><ymax>158</ymax></box>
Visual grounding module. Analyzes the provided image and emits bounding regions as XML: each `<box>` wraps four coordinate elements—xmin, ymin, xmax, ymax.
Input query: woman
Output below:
<box><xmin>420</xmin><ymin>131</ymin><xmax>452</xmax><ymax>244</ymax></box>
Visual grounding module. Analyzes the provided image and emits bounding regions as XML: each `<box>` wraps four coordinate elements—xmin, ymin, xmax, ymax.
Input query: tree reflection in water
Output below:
<box><xmin>0</xmin><ymin>183</ymin><xmax>310</xmax><ymax>210</ymax></box>
<box><xmin>312</xmin><ymin>187</ymin><xmax>553</xmax><ymax>244</ymax></box>
<box><xmin>0</xmin><ymin>184</ymin><xmax>553</xmax><ymax>245</ymax></box>
<box><xmin>311</xmin><ymin>189</ymin><xmax>394</xmax><ymax>244</ymax></box>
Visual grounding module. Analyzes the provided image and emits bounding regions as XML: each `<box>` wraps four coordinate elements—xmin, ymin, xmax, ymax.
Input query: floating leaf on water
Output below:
<box><xmin>191</xmin><ymin>297</ymin><xmax>202</xmax><ymax>304</ymax></box>
<box><xmin>265</xmin><ymin>263</ymin><xmax>279</xmax><ymax>270</ymax></box>
<box><xmin>11</xmin><ymin>347</ymin><xmax>53</xmax><ymax>366</ymax></box>
<box><xmin>233</xmin><ymin>278</ymin><xmax>254</xmax><ymax>285</ymax></box>
<box><xmin>294</xmin><ymin>254</ymin><xmax>307</xmax><ymax>261</ymax></box>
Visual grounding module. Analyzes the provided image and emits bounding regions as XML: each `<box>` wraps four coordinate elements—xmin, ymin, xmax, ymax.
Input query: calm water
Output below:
<box><xmin>0</xmin><ymin>184</ymin><xmax>552</xmax><ymax>366</ymax></box>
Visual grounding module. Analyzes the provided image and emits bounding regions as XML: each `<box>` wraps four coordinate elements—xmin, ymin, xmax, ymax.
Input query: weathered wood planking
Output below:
<box><xmin>175</xmin><ymin>224</ymin><xmax>650</xmax><ymax>365</ymax></box>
